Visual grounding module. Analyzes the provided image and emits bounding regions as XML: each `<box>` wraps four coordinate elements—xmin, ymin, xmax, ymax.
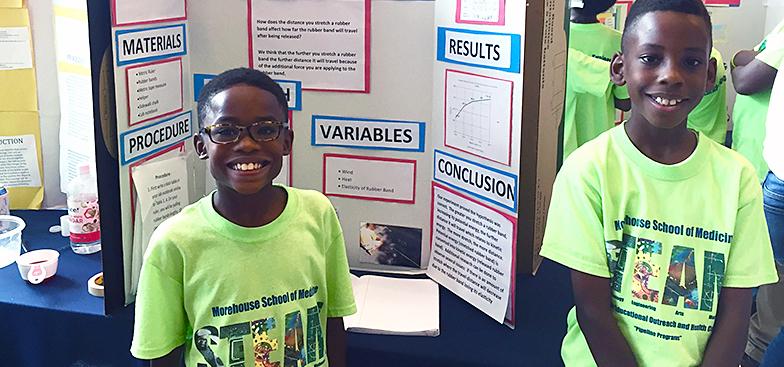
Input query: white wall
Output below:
<box><xmin>765</xmin><ymin>0</ymin><xmax>784</xmax><ymax>34</ymax></box>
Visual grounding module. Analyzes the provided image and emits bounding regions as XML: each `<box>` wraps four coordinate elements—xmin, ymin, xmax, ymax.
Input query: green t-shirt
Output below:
<box><xmin>732</xmin><ymin>21</ymin><xmax>784</xmax><ymax>181</ymax></box>
<box><xmin>563</xmin><ymin>22</ymin><xmax>629</xmax><ymax>160</ymax></box>
<box><xmin>687</xmin><ymin>48</ymin><xmax>728</xmax><ymax>144</ymax></box>
<box><xmin>541</xmin><ymin>124</ymin><xmax>778</xmax><ymax>367</ymax></box>
<box><xmin>130</xmin><ymin>186</ymin><xmax>357</xmax><ymax>366</ymax></box>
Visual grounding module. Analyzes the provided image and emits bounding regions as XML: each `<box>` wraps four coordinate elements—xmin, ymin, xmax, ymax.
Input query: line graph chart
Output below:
<box><xmin>444</xmin><ymin>70</ymin><xmax>513</xmax><ymax>164</ymax></box>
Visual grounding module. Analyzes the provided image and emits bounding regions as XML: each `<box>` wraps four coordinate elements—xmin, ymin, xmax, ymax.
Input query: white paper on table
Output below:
<box><xmin>0</xmin><ymin>134</ymin><xmax>42</xmax><ymax>187</ymax></box>
<box><xmin>0</xmin><ymin>27</ymin><xmax>33</xmax><ymax>70</ymax></box>
<box><xmin>249</xmin><ymin>0</ymin><xmax>368</xmax><ymax>91</ymax></box>
<box><xmin>344</xmin><ymin>274</ymin><xmax>439</xmax><ymax>336</ymax></box>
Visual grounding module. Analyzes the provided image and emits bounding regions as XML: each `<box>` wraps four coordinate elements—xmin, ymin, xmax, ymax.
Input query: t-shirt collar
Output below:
<box><xmin>198</xmin><ymin>185</ymin><xmax>299</xmax><ymax>242</ymax></box>
<box><xmin>614</xmin><ymin>122</ymin><xmax>709</xmax><ymax>181</ymax></box>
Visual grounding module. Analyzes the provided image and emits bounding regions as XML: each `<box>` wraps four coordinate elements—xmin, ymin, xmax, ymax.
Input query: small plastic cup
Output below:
<box><xmin>0</xmin><ymin>215</ymin><xmax>25</xmax><ymax>269</ymax></box>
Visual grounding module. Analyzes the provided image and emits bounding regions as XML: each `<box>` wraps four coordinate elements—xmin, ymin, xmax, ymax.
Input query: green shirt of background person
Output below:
<box><xmin>564</xmin><ymin>0</ymin><xmax>631</xmax><ymax>160</ymax></box>
<box><xmin>687</xmin><ymin>48</ymin><xmax>728</xmax><ymax>144</ymax></box>
<box><xmin>731</xmin><ymin>20</ymin><xmax>784</xmax><ymax>182</ymax></box>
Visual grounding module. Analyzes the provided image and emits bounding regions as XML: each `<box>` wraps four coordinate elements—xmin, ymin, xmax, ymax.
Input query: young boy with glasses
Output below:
<box><xmin>131</xmin><ymin>68</ymin><xmax>356</xmax><ymax>367</ymax></box>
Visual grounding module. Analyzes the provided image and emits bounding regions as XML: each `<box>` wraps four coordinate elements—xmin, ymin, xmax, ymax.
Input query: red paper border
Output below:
<box><xmin>429</xmin><ymin>182</ymin><xmax>517</xmax><ymax>324</ymax></box>
<box><xmin>455</xmin><ymin>0</ymin><xmax>506</xmax><ymax>26</ymax></box>
<box><xmin>111</xmin><ymin>0</ymin><xmax>187</xmax><ymax>27</ymax></box>
<box><xmin>125</xmin><ymin>57</ymin><xmax>184</xmax><ymax>127</ymax></box>
<box><xmin>444</xmin><ymin>69</ymin><xmax>514</xmax><ymax>166</ymax></box>
<box><xmin>322</xmin><ymin>153</ymin><xmax>416</xmax><ymax>204</ymax></box>
<box><xmin>246</xmin><ymin>0</ymin><xmax>371</xmax><ymax>93</ymax></box>
<box><xmin>128</xmin><ymin>142</ymin><xmax>186</xmax><ymax>224</ymax></box>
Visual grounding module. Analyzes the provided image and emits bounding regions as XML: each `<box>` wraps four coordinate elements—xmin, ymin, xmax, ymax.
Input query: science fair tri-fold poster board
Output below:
<box><xmin>108</xmin><ymin>0</ymin><xmax>566</xmax><ymax>326</ymax></box>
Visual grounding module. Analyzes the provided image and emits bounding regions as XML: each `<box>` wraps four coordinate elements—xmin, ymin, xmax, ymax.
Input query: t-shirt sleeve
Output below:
<box><xmin>567</xmin><ymin>48</ymin><xmax>613</xmax><ymax>97</ymax></box>
<box><xmin>755</xmin><ymin>30</ymin><xmax>784</xmax><ymax>69</ymax></box>
<box><xmin>324</xmin><ymin>208</ymin><xmax>357</xmax><ymax>318</ymax></box>
<box><xmin>130</xmin><ymin>230</ymin><xmax>188</xmax><ymax>360</ymax></box>
<box><xmin>723</xmin><ymin>169</ymin><xmax>780</xmax><ymax>287</ymax></box>
<box><xmin>540</xmin><ymin>156</ymin><xmax>611</xmax><ymax>278</ymax></box>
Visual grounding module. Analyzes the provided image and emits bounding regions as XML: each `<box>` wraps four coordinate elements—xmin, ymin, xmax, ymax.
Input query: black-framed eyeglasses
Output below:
<box><xmin>200</xmin><ymin>121</ymin><xmax>286</xmax><ymax>144</ymax></box>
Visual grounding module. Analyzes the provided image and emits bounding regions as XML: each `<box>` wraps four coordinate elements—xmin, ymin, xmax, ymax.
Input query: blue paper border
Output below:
<box><xmin>311</xmin><ymin>115</ymin><xmax>426</xmax><ymax>152</ymax></box>
<box><xmin>119</xmin><ymin>111</ymin><xmax>193</xmax><ymax>165</ymax></box>
<box><xmin>115</xmin><ymin>24</ymin><xmax>188</xmax><ymax>67</ymax></box>
<box><xmin>436</xmin><ymin>27</ymin><xmax>521</xmax><ymax>73</ymax></box>
<box><xmin>432</xmin><ymin>149</ymin><xmax>518</xmax><ymax>211</ymax></box>
<box><xmin>192</xmin><ymin>74</ymin><xmax>302</xmax><ymax>111</ymax></box>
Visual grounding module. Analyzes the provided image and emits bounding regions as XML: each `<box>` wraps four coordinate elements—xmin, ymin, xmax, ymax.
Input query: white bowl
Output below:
<box><xmin>17</xmin><ymin>249</ymin><xmax>60</xmax><ymax>284</ymax></box>
<box><xmin>0</xmin><ymin>215</ymin><xmax>25</xmax><ymax>268</ymax></box>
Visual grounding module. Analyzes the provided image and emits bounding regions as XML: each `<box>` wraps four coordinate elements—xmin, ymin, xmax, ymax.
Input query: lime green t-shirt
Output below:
<box><xmin>563</xmin><ymin>22</ymin><xmax>629</xmax><ymax>160</ymax></box>
<box><xmin>732</xmin><ymin>21</ymin><xmax>784</xmax><ymax>182</ymax></box>
<box><xmin>541</xmin><ymin>124</ymin><xmax>778</xmax><ymax>367</ymax></box>
<box><xmin>131</xmin><ymin>186</ymin><xmax>357</xmax><ymax>366</ymax></box>
<box><xmin>688</xmin><ymin>48</ymin><xmax>728</xmax><ymax>144</ymax></box>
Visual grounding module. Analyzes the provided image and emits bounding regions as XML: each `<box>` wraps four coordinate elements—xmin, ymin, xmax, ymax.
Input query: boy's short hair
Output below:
<box><xmin>573</xmin><ymin>0</ymin><xmax>617</xmax><ymax>15</ymax></box>
<box><xmin>622</xmin><ymin>0</ymin><xmax>712</xmax><ymax>51</ymax></box>
<box><xmin>197</xmin><ymin>67</ymin><xmax>289</xmax><ymax>127</ymax></box>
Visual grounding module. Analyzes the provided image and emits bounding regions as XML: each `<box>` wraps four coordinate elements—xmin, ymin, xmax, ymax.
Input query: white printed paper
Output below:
<box><xmin>0</xmin><ymin>135</ymin><xmax>42</xmax><ymax>187</ymax></box>
<box><xmin>113</xmin><ymin>0</ymin><xmax>185</xmax><ymax>26</ymax></box>
<box><xmin>131</xmin><ymin>155</ymin><xmax>189</xmax><ymax>231</ymax></box>
<box><xmin>249</xmin><ymin>0</ymin><xmax>368</xmax><ymax>91</ymax></box>
<box><xmin>128</xmin><ymin>58</ymin><xmax>183</xmax><ymax>124</ymax></box>
<box><xmin>0</xmin><ymin>27</ymin><xmax>33</xmax><ymax>70</ymax></box>
<box><xmin>324</xmin><ymin>155</ymin><xmax>415</xmax><ymax>203</ymax></box>
<box><xmin>427</xmin><ymin>184</ymin><xmax>513</xmax><ymax>323</ymax></box>
<box><xmin>459</xmin><ymin>0</ymin><xmax>503</xmax><ymax>23</ymax></box>
<box><xmin>445</xmin><ymin>70</ymin><xmax>513</xmax><ymax>164</ymax></box>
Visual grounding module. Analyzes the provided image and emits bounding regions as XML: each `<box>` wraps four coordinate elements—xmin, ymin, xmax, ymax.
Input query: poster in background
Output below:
<box><xmin>54</xmin><ymin>1</ymin><xmax>96</xmax><ymax>191</ymax></box>
<box><xmin>248</xmin><ymin>0</ymin><xmax>370</xmax><ymax>92</ymax></box>
<box><xmin>0</xmin><ymin>112</ymin><xmax>44</xmax><ymax>208</ymax></box>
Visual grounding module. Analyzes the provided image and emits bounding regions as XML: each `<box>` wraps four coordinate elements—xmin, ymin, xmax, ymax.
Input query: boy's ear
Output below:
<box><xmin>610</xmin><ymin>52</ymin><xmax>626</xmax><ymax>86</ymax></box>
<box><xmin>193</xmin><ymin>133</ymin><xmax>209</xmax><ymax>159</ymax></box>
<box><xmin>705</xmin><ymin>56</ymin><xmax>718</xmax><ymax>92</ymax></box>
<box><xmin>281</xmin><ymin>128</ymin><xmax>294</xmax><ymax>156</ymax></box>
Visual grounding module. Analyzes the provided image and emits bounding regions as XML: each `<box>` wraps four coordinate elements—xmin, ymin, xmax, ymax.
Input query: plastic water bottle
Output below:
<box><xmin>67</xmin><ymin>164</ymin><xmax>101</xmax><ymax>254</ymax></box>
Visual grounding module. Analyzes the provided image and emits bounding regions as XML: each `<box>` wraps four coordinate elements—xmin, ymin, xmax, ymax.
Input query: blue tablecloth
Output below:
<box><xmin>0</xmin><ymin>210</ymin><xmax>143</xmax><ymax>366</ymax></box>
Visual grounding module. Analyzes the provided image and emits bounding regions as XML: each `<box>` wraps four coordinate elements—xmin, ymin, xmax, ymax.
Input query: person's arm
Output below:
<box><xmin>149</xmin><ymin>345</ymin><xmax>184</xmax><ymax>367</ymax></box>
<box><xmin>614</xmin><ymin>98</ymin><xmax>631</xmax><ymax>112</ymax></box>
<box><xmin>732</xmin><ymin>50</ymin><xmax>778</xmax><ymax>95</ymax></box>
<box><xmin>699</xmin><ymin>288</ymin><xmax>753</xmax><ymax>367</ymax></box>
<box><xmin>327</xmin><ymin>317</ymin><xmax>348</xmax><ymax>367</ymax></box>
<box><xmin>571</xmin><ymin>270</ymin><xmax>638</xmax><ymax>367</ymax></box>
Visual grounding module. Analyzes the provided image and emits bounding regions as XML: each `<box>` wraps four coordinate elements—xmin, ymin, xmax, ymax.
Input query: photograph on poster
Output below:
<box><xmin>456</xmin><ymin>0</ymin><xmax>506</xmax><ymax>25</ymax></box>
<box><xmin>248</xmin><ymin>0</ymin><xmax>370</xmax><ymax>92</ymax></box>
<box><xmin>126</xmin><ymin>57</ymin><xmax>183</xmax><ymax>126</ymax></box>
<box><xmin>323</xmin><ymin>154</ymin><xmax>416</xmax><ymax>204</ymax></box>
<box><xmin>444</xmin><ymin>69</ymin><xmax>513</xmax><ymax>165</ymax></box>
<box><xmin>359</xmin><ymin>222</ymin><xmax>422</xmax><ymax>269</ymax></box>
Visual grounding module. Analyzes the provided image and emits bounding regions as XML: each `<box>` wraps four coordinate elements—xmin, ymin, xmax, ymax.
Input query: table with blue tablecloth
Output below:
<box><xmin>0</xmin><ymin>210</ymin><xmax>143</xmax><ymax>366</ymax></box>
